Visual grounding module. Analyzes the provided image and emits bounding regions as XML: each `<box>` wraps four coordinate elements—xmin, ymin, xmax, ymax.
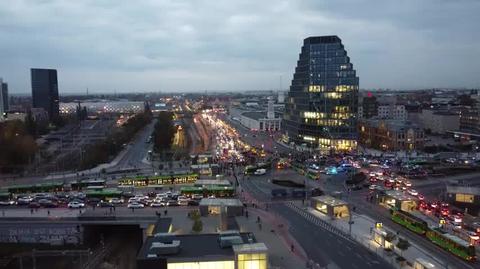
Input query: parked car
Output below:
<box><xmin>127</xmin><ymin>202</ymin><xmax>145</xmax><ymax>209</ymax></box>
<box><xmin>150</xmin><ymin>201</ymin><xmax>166</xmax><ymax>207</ymax></box>
<box><xmin>187</xmin><ymin>200</ymin><xmax>199</xmax><ymax>206</ymax></box>
<box><xmin>17</xmin><ymin>196</ymin><xmax>33</xmax><ymax>205</ymax></box>
<box><xmin>97</xmin><ymin>201</ymin><xmax>114</xmax><ymax>208</ymax></box>
<box><xmin>28</xmin><ymin>202</ymin><xmax>41</xmax><ymax>208</ymax></box>
<box><xmin>0</xmin><ymin>200</ymin><xmax>15</xmax><ymax>206</ymax></box>
<box><xmin>110</xmin><ymin>198</ymin><xmax>124</xmax><ymax>204</ymax></box>
<box><xmin>167</xmin><ymin>200</ymin><xmax>179</xmax><ymax>206</ymax></box>
<box><xmin>68</xmin><ymin>201</ymin><xmax>85</xmax><ymax>209</ymax></box>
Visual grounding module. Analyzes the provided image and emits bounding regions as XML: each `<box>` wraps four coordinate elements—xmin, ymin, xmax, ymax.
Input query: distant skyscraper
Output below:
<box><xmin>283</xmin><ymin>36</ymin><xmax>359</xmax><ymax>152</ymax></box>
<box><xmin>0</xmin><ymin>78</ymin><xmax>4</xmax><ymax>121</ymax></box>
<box><xmin>1</xmin><ymin>80</ymin><xmax>8</xmax><ymax>112</ymax></box>
<box><xmin>31</xmin><ymin>68</ymin><xmax>59</xmax><ymax>121</ymax></box>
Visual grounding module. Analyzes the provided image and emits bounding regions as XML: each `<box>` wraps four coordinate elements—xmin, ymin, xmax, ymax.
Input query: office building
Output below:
<box><xmin>0</xmin><ymin>78</ymin><xmax>3</xmax><ymax>121</ymax></box>
<box><xmin>359</xmin><ymin>119</ymin><xmax>425</xmax><ymax>151</ymax></box>
<box><xmin>31</xmin><ymin>68</ymin><xmax>59</xmax><ymax>121</ymax></box>
<box><xmin>1</xmin><ymin>80</ymin><xmax>8</xmax><ymax>113</ymax></box>
<box><xmin>283</xmin><ymin>36</ymin><xmax>359</xmax><ymax>152</ymax></box>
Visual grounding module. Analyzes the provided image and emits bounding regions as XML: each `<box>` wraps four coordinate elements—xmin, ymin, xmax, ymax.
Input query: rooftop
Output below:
<box><xmin>311</xmin><ymin>195</ymin><xmax>348</xmax><ymax>207</ymax></box>
<box><xmin>138</xmin><ymin>232</ymin><xmax>255</xmax><ymax>262</ymax></box>
<box><xmin>199</xmin><ymin>198</ymin><xmax>243</xmax><ymax>207</ymax></box>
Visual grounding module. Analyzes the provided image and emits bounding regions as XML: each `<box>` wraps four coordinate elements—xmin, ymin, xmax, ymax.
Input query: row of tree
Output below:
<box><xmin>153</xmin><ymin>111</ymin><xmax>176</xmax><ymax>153</ymax></box>
<box><xmin>0</xmin><ymin>120</ymin><xmax>38</xmax><ymax>173</ymax></box>
<box><xmin>79</xmin><ymin>111</ymin><xmax>153</xmax><ymax>170</ymax></box>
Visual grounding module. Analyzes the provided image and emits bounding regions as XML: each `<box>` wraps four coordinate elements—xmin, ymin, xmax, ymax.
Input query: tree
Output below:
<box><xmin>192</xmin><ymin>219</ymin><xmax>203</xmax><ymax>233</ymax></box>
<box><xmin>396</xmin><ymin>238</ymin><xmax>410</xmax><ymax>256</ymax></box>
<box><xmin>153</xmin><ymin>112</ymin><xmax>175</xmax><ymax>153</ymax></box>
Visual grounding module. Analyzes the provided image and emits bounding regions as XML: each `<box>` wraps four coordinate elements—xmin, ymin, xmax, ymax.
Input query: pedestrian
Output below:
<box><xmin>113</xmin><ymin>206</ymin><xmax>116</xmax><ymax>212</ymax></box>
<box><xmin>257</xmin><ymin>216</ymin><xmax>261</xmax><ymax>223</ymax></box>
<box><xmin>291</xmin><ymin>244</ymin><xmax>295</xmax><ymax>252</ymax></box>
<box><xmin>131</xmin><ymin>207</ymin><xmax>134</xmax><ymax>212</ymax></box>
<box><xmin>30</xmin><ymin>208</ymin><xmax>33</xmax><ymax>215</ymax></box>
<box><xmin>245</xmin><ymin>211</ymin><xmax>249</xmax><ymax>219</ymax></box>
<box><xmin>47</xmin><ymin>210</ymin><xmax>50</xmax><ymax>216</ymax></box>
<box><xmin>164</xmin><ymin>209</ymin><xmax>168</xmax><ymax>216</ymax></box>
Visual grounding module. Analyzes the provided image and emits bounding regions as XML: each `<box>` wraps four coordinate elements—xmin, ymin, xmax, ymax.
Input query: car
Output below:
<box><xmin>150</xmin><ymin>201</ymin><xmax>166</xmax><ymax>207</ymax></box>
<box><xmin>28</xmin><ymin>202</ymin><xmax>41</xmax><ymax>208</ymax></box>
<box><xmin>97</xmin><ymin>201</ymin><xmax>114</xmax><ymax>208</ymax></box>
<box><xmin>167</xmin><ymin>200</ymin><xmax>179</xmax><ymax>206</ymax></box>
<box><xmin>109</xmin><ymin>198</ymin><xmax>124</xmax><ymax>204</ymax></box>
<box><xmin>68</xmin><ymin>201</ymin><xmax>85</xmax><ymax>209</ymax></box>
<box><xmin>369</xmin><ymin>184</ymin><xmax>378</xmax><ymax>190</ymax></box>
<box><xmin>407</xmin><ymin>189</ymin><xmax>418</xmax><ymax>196</ymax></box>
<box><xmin>17</xmin><ymin>196</ymin><xmax>33</xmax><ymax>205</ymax></box>
<box><xmin>254</xmin><ymin>169</ymin><xmax>267</xmax><ymax>175</ymax></box>
<box><xmin>127</xmin><ymin>202</ymin><xmax>145</xmax><ymax>209</ymax></box>
<box><xmin>187</xmin><ymin>200</ymin><xmax>199</xmax><ymax>206</ymax></box>
<box><xmin>0</xmin><ymin>200</ymin><xmax>15</xmax><ymax>206</ymax></box>
<box><xmin>192</xmin><ymin>194</ymin><xmax>203</xmax><ymax>200</ymax></box>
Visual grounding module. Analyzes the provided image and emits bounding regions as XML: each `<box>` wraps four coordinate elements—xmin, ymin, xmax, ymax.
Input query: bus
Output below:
<box><xmin>85</xmin><ymin>188</ymin><xmax>123</xmax><ymax>200</ymax></box>
<box><xmin>180</xmin><ymin>185</ymin><xmax>234</xmax><ymax>198</ymax></box>
<box><xmin>391</xmin><ymin>209</ymin><xmax>429</xmax><ymax>235</ymax></box>
<box><xmin>426</xmin><ymin>228</ymin><xmax>476</xmax><ymax>261</ymax></box>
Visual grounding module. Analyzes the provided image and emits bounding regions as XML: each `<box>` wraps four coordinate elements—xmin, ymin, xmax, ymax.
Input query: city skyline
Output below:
<box><xmin>1</xmin><ymin>0</ymin><xmax>480</xmax><ymax>94</ymax></box>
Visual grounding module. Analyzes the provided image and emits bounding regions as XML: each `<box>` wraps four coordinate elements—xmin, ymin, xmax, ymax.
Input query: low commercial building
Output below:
<box><xmin>359</xmin><ymin>119</ymin><xmax>425</xmax><ymax>151</ymax></box>
<box><xmin>137</xmin><ymin>233</ymin><xmax>268</xmax><ymax>269</ymax></box>
<box><xmin>446</xmin><ymin>185</ymin><xmax>480</xmax><ymax>214</ymax></box>
<box><xmin>310</xmin><ymin>195</ymin><xmax>350</xmax><ymax>219</ymax></box>
<box><xmin>420</xmin><ymin>109</ymin><xmax>460</xmax><ymax>134</ymax></box>
<box><xmin>199</xmin><ymin>198</ymin><xmax>244</xmax><ymax>217</ymax></box>
<box><xmin>379</xmin><ymin>190</ymin><xmax>417</xmax><ymax>212</ymax></box>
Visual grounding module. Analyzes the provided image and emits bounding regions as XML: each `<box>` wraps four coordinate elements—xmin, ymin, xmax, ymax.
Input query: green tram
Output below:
<box><xmin>391</xmin><ymin>209</ymin><xmax>428</xmax><ymax>235</ymax></box>
<box><xmin>391</xmin><ymin>209</ymin><xmax>476</xmax><ymax>261</ymax></box>
<box><xmin>70</xmin><ymin>179</ymin><xmax>106</xmax><ymax>190</ymax></box>
<box><xmin>85</xmin><ymin>188</ymin><xmax>123</xmax><ymax>200</ymax></box>
<box><xmin>427</xmin><ymin>228</ymin><xmax>476</xmax><ymax>261</ymax></box>
<box><xmin>118</xmin><ymin>173</ymin><xmax>198</xmax><ymax>187</ymax></box>
<box><xmin>2</xmin><ymin>182</ymin><xmax>64</xmax><ymax>194</ymax></box>
<box><xmin>180</xmin><ymin>185</ymin><xmax>235</xmax><ymax>198</ymax></box>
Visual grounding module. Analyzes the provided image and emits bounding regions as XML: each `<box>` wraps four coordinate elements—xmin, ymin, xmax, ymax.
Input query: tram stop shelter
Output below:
<box><xmin>199</xmin><ymin>198</ymin><xmax>244</xmax><ymax>217</ymax></box>
<box><xmin>380</xmin><ymin>190</ymin><xmax>417</xmax><ymax>212</ymax></box>
<box><xmin>310</xmin><ymin>195</ymin><xmax>350</xmax><ymax>219</ymax></box>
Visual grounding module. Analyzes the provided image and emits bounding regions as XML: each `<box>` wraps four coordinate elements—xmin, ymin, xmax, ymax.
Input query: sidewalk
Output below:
<box><xmin>236</xmin><ymin>208</ymin><xmax>309</xmax><ymax>269</ymax></box>
<box><xmin>286</xmin><ymin>201</ymin><xmax>450</xmax><ymax>269</ymax></box>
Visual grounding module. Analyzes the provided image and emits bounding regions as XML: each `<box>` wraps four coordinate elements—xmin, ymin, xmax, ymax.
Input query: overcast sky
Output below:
<box><xmin>1</xmin><ymin>0</ymin><xmax>479</xmax><ymax>94</ymax></box>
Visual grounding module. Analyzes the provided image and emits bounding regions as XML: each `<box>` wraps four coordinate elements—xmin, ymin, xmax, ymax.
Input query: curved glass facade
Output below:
<box><xmin>283</xmin><ymin>36</ymin><xmax>359</xmax><ymax>152</ymax></box>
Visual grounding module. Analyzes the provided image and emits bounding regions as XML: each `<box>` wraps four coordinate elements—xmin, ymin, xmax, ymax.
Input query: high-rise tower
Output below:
<box><xmin>283</xmin><ymin>36</ymin><xmax>359</xmax><ymax>152</ymax></box>
<box><xmin>31</xmin><ymin>68</ymin><xmax>59</xmax><ymax>121</ymax></box>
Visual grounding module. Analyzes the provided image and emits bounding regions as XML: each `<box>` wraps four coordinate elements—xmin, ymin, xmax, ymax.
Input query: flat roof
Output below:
<box><xmin>311</xmin><ymin>195</ymin><xmax>348</xmax><ymax>207</ymax></box>
<box><xmin>446</xmin><ymin>185</ymin><xmax>480</xmax><ymax>196</ymax></box>
<box><xmin>384</xmin><ymin>190</ymin><xmax>417</xmax><ymax>201</ymax></box>
<box><xmin>232</xmin><ymin>242</ymin><xmax>268</xmax><ymax>254</ymax></box>
<box><xmin>138</xmin><ymin>233</ymin><xmax>254</xmax><ymax>262</ymax></box>
<box><xmin>199</xmin><ymin>198</ymin><xmax>243</xmax><ymax>207</ymax></box>
<box><xmin>195</xmin><ymin>180</ymin><xmax>231</xmax><ymax>186</ymax></box>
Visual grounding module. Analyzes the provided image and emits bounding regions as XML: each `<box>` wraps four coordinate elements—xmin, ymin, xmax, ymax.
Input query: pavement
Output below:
<box><xmin>287</xmin><ymin>200</ymin><xmax>452</xmax><ymax>269</ymax></box>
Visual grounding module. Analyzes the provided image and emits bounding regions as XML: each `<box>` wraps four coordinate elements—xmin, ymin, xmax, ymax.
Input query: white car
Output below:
<box><xmin>68</xmin><ymin>201</ymin><xmax>85</xmax><ymax>209</ymax></box>
<box><xmin>127</xmin><ymin>202</ymin><xmax>145</xmax><ymax>209</ymax></box>
<box><xmin>369</xmin><ymin>184</ymin><xmax>379</xmax><ymax>190</ymax></box>
<box><xmin>109</xmin><ymin>198</ymin><xmax>124</xmax><ymax>204</ymax></box>
<box><xmin>407</xmin><ymin>189</ymin><xmax>418</xmax><ymax>196</ymax></box>
<box><xmin>254</xmin><ymin>169</ymin><xmax>266</xmax><ymax>175</ymax></box>
<box><xmin>178</xmin><ymin>197</ymin><xmax>190</xmax><ymax>206</ymax></box>
<box><xmin>150</xmin><ymin>201</ymin><xmax>166</xmax><ymax>207</ymax></box>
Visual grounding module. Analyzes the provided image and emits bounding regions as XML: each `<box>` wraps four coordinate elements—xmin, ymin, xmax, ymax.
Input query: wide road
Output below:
<box><xmin>239</xmin><ymin>171</ymin><xmax>392</xmax><ymax>269</ymax></box>
<box><xmin>114</xmin><ymin>119</ymin><xmax>157</xmax><ymax>170</ymax></box>
<box><xmin>348</xmin><ymin>189</ymin><xmax>478</xmax><ymax>269</ymax></box>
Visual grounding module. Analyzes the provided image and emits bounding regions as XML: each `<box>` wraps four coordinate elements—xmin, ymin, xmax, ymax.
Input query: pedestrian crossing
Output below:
<box><xmin>284</xmin><ymin>201</ymin><xmax>354</xmax><ymax>242</ymax></box>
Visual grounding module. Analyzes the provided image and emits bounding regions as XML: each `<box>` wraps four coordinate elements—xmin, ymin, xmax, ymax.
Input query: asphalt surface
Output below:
<box><xmin>239</xmin><ymin>170</ymin><xmax>393</xmax><ymax>269</ymax></box>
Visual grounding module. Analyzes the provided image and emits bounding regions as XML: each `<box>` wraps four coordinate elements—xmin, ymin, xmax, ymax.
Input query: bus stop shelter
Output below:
<box><xmin>310</xmin><ymin>195</ymin><xmax>350</xmax><ymax>219</ymax></box>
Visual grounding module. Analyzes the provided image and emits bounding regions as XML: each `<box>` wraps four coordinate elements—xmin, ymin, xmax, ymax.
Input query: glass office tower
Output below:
<box><xmin>283</xmin><ymin>36</ymin><xmax>359</xmax><ymax>152</ymax></box>
<box><xmin>31</xmin><ymin>68</ymin><xmax>59</xmax><ymax>121</ymax></box>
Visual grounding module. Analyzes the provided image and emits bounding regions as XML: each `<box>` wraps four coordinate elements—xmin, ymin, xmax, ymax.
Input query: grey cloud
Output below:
<box><xmin>0</xmin><ymin>0</ymin><xmax>478</xmax><ymax>93</ymax></box>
